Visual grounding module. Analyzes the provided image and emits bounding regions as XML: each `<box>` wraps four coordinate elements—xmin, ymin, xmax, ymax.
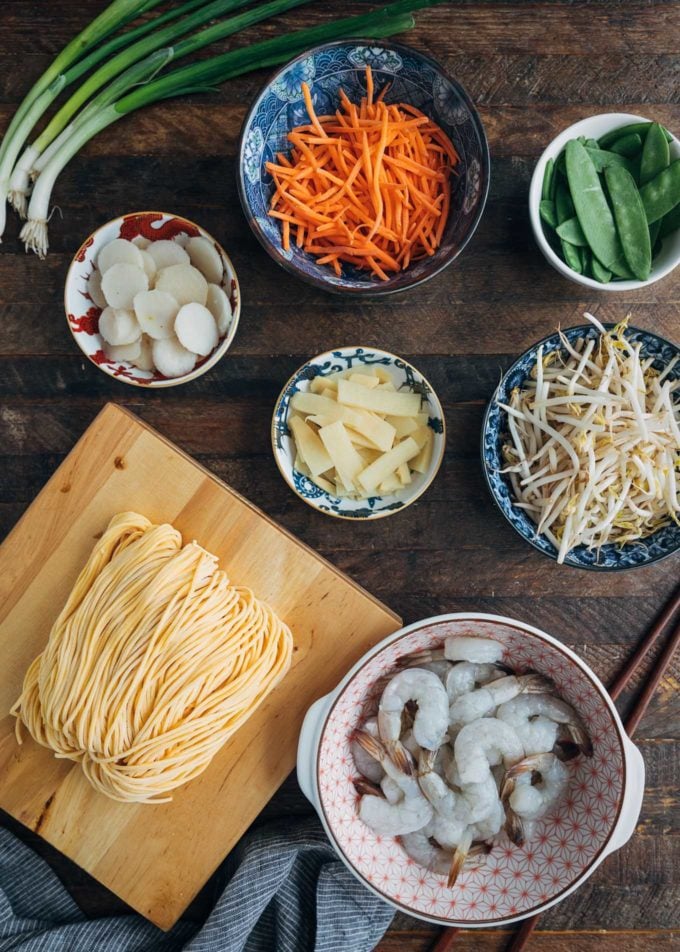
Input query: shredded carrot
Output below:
<box><xmin>266</xmin><ymin>68</ymin><xmax>458</xmax><ymax>281</ymax></box>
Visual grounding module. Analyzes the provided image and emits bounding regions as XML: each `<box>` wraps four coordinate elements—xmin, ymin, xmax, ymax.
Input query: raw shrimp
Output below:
<box><xmin>414</xmin><ymin>659</ymin><xmax>453</xmax><ymax>682</ymax></box>
<box><xmin>353</xmin><ymin>728</ymin><xmax>420</xmax><ymax>799</ymax></box>
<box><xmin>400</xmin><ymin>827</ymin><xmax>457</xmax><ymax>881</ymax></box>
<box><xmin>401</xmin><ymin>727</ymin><xmax>422</xmax><ymax>760</ymax></box>
<box><xmin>449</xmin><ymin>673</ymin><xmax>552</xmax><ymax>725</ymax></box>
<box><xmin>350</xmin><ymin>716</ymin><xmax>384</xmax><ymax>783</ymax></box>
<box><xmin>378</xmin><ymin>668</ymin><xmax>449</xmax><ymax>764</ymax></box>
<box><xmin>497</xmin><ymin>695</ymin><xmax>593</xmax><ymax>757</ymax></box>
<box><xmin>359</xmin><ymin>789</ymin><xmax>433</xmax><ymax>836</ymax></box>
<box><xmin>444</xmin><ymin>635</ymin><xmax>504</xmax><ymax>664</ymax></box>
<box><xmin>502</xmin><ymin>752</ymin><xmax>569</xmax><ymax>814</ymax></box>
<box><xmin>460</xmin><ymin>772</ymin><xmax>501</xmax><ymax>823</ymax></box>
<box><xmin>428</xmin><ymin>810</ymin><xmax>469</xmax><ymax>851</ymax></box>
<box><xmin>417</xmin><ymin>749</ymin><xmax>469</xmax><ymax>823</ymax></box>
<box><xmin>501</xmin><ymin>752</ymin><xmax>569</xmax><ymax>844</ymax></box>
<box><xmin>442</xmin><ymin>745</ymin><xmax>502</xmax><ymax>823</ymax></box>
<box><xmin>445</xmin><ymin>661</ymin><xmax>508</xmax><ymax>702</ymax></box>
<box><xmin>454</xmin><ymin>718</ymin><xmax>524</xmax><ymax>785</ymax></box>
<box><xmin>381</xmin><ymin>776</ymin><xmax>403</xmax><ymax>804</ymax></box>
<box><xmin>401</xmin><ymin>827</ymin><xmax>486</xmax><ymax>887</ymax></box>
<box><xmin>470</xmin><ymin>797</ymin><xmax>505</xmax><ymax>840</ymax></box>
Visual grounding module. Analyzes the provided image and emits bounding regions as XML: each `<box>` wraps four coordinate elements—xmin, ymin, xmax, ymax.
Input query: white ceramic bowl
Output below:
<box><xmin>297</xmin><ymin>613</ymin><xmax>645</xmax><ymax>927</ymax></box>
<box><xmin>271</xmin><ymin>347</ymin><xmax>445</xmax><ymax>520</ymax></box>
<box><xmin>529</xmin><ymin>113</ymin><xmax>680</xmax><ymax>291</ymax></box>
<box><xmin>65</xmin><ymin>211</ymin><xmax>241</xmax><ymax>388</ymax></box>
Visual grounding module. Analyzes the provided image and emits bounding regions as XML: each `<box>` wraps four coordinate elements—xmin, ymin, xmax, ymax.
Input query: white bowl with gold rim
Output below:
<box><xmin>271</xmin><ymin>346</ymin><xmax>445</xmax><ymax>520</ymax></box>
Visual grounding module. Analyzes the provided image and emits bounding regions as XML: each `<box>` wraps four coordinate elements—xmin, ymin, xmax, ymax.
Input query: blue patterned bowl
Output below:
<box><xmin>482</xmin><ymin>324</ymin><xmax>680</xmax><ymax>570</ymax></box>
<box><xmin>272</xmin><ymin>347</ymin><xmax>445</xmax><ymax>519</ymax></box>
<box><xmin>237</xmin><ymin>40</ymin><xmax>489</xmax><ymax>296</ymax></box>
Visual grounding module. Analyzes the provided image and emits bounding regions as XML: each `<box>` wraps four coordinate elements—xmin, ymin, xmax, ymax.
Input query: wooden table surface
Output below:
<box><xmin>1</xmin><ymin>1</ymin><xmax>679</xmax><ymax>949</ymax></box>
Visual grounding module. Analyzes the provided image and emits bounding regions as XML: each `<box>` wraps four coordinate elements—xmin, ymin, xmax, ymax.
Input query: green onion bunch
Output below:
<box><xmin>0</xmin><ymin>0</ymin><xmax>444</xmax><ymax>256</ymax></box>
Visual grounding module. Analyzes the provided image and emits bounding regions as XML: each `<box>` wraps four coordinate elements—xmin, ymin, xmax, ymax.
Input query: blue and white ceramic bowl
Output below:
<box><xmin>482</xmin><ymin>324</ymin><xmax>680</xmax><ymax>570</ymax></box>
<box><xmin>238</xmin><ymin>40</ymin><xmax>489</xmax><ymax>296</ymax></box>
<box><xmin>272</xmin><ymin>347</ymin><xmax>445</xmax><ymax>519</ymax></box>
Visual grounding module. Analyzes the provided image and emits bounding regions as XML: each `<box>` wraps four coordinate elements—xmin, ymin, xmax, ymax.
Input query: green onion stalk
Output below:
<box><xmin>9</xmin><ymin>0</ymin><xmax>308</xmax><ymax>217</ymax></box>
<box><xmin>0</xmin><ymin>0</ymin><xmax>166</xmax><ymax>238</ymax></box>
<box><xmin>21</xmin><ymin>0</ymin><xmax>442</xmax><ymax>256</ymax></box>
<box><xmin>7</xmin><ymin>0</ymin><xmax>213</xmax><ymax>215</ymax></box>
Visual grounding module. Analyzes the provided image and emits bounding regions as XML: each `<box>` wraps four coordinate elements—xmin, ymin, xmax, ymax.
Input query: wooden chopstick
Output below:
<box><xmin>608</xmin><ymin>584</ymin><xmax>680</xmax><ymax>702</ymax></box>
<box><xmin>430</xmin><ymin>581</ymin><xmax>680</xmax><ymax>952</ymax></box>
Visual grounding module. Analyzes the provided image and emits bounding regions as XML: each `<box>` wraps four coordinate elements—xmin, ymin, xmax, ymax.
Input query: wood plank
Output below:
<box><xmin>2</xmin><ymin>3</ymin><xmax>680</xmax><ymax>56</ymax></box>
<box><xmin>1</xmin><ymin>295</ymin><xmax>680</xmax><ymax>357</ymax></box>
<box><xmin>376</xmin><ymin>927</ymin><xmax>678</xmax><ymax>951</ymax></box>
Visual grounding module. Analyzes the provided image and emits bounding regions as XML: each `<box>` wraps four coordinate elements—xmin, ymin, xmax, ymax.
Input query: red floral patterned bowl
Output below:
<box><xmin>64</xmin><ymin>211</ymin><xmax>240</xmax><ymax>388</ymax></box>
<box><xmin>297</xmin><ymin>613</ymin><xmax>644</xmax><ymax>927</ymax></box>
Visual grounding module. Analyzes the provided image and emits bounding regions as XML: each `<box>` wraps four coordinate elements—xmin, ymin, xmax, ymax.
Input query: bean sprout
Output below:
<box><xmin>499</xmin><ymin>315</ymin><xmax>680</xmax><ymax>563</ymax></box>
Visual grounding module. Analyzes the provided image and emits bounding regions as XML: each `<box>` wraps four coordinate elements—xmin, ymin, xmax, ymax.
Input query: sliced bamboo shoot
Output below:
<box><xmin>357</xmin><ymin>437</ymin><xmax>420</xmax><ymax>493</ymax></box>
<box><xmin>318</xmin><ymin>421</ymin><xmax>364</xmax><ymax>489</ymax></box>
<box><xmin>289</xmin><ymin>416</ymin><xmax>333</xmax><ymax>477</ymax></box>
<box><xmin>338</xmin><ymin>380</ymin><xmax>421</xmax><ymax>417</ymax></box>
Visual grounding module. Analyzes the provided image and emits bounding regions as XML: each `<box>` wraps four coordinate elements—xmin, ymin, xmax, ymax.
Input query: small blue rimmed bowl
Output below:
<box><xmin>272</xmin><ymin>346</ymin><xmax>445</xmax><ymax>520</ymax></box>
<box><xmin>482</xmin><ymin>324</ymin><xmax>680</xmax><ymax>570</ymax></box>
<box><xmin>237</xmin><ymin>39</ymin><xmax>489</xmax><ymax>297</ymax></box>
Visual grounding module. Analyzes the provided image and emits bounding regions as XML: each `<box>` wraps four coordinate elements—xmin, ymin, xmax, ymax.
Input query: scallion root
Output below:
<box><xmin>20</xmin><ymin>218</ymin><xmax>48</xmax><ymax>258</ymax></box>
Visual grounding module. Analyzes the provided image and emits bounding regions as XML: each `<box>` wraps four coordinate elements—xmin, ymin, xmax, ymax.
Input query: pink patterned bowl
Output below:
<box><xmin>64</xmin><ymin>211</ymin><xmax>240</xmax><ymax>388</ymax></box>
<box><xmin>297</xmin><ymin>613</ymin><xmax>644</xmax><ymax>927</ymax></box>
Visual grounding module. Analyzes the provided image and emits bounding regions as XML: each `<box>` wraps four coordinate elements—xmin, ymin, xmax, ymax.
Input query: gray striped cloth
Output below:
<box><xmin>0</xmin><ymin>817</ymin><xmax>393</xmax><ymax>952</ymax></box>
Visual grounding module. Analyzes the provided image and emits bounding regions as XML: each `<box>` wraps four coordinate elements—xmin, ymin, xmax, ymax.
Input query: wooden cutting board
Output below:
<box><xmin>0</xmin><ymin>403</ymin><xmax>400</xmax><ymax>929</ymax></box>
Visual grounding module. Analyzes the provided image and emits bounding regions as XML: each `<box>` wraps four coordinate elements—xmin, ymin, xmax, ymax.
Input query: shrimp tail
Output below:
<box><xmin>504</xmin><ymin>806</ymin><xmax>525</xmax><ymax>846</ymax></box>
<box><xmin>398</xmin><ymin>648</ymin><xmax>447</xmax><ymax>667</ymax></box>
<box><xmin>447</xmin><ymin>829</ymin><xmax>473</xmax><ymax>888</ymax></box>
<box><xmin>567</xmin><ymin>721</ymin><xmax>594</xmax><ymax>758</ymax></box>
<box><xmin>499</xmin><ymin>761</ymin><xmax>531</xmax><ymax>802</ymax></box>
<box><xmin>353</xmin><ymin>728</ymin><xmax>385</xmax><ymax>763</ymax></box>
<box><xmin>417</xmin><ymin>747</ymin><xmax>437</xmax><ymax>776</ymax></box>
<box><xmin>353</xmin><ymin>777</ymin><xmax>385</xmax><ymax>798</ymax></box>
<box><xmin>468</xmin><ymin>841</ymin><xmax>493</xmax><ymax>860</ymax></box>
<box><xmin>389</xmin><ymin>739</ymin><xmax>415</xmax><ymax>776</ymax></box>
<box><xmin>519</xmin><ymin>672</ymin><xmax>555</xmax><ymax>694</ymax></box>
<box><xmin>553</xmin><ymin>737</ymin><xmax>581</xmax><ymax>761</ymax></box>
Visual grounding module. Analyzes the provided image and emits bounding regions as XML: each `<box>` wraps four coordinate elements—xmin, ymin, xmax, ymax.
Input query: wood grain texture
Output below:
<box><xmin>0</xmin><ymin>0</ymin><xmax>678</xmax><ymax>947</ymax></box>
<box><xmin>0</xmin><ymin>404</ymin><xmax>400</xmax><ymax>929</ymax></box>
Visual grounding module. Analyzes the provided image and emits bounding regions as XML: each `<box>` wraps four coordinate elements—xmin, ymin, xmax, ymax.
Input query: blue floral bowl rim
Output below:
<box><xmin>270</xmin><ymin>345</ymin><xmax>447</xmax><ymax>521</ymax></box>
<box><xmin>480</xmin><ymin>322</ymin><xmax>680</xmax><ymax>572</ymax></box>
<box><xmin>236</xmin><ymin>38</ymin><xmax>491</xmax><ymax>298</ymax></box>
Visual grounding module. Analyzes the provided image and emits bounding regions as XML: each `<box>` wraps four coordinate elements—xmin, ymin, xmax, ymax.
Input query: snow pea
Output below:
<box><xmin>561</xmin><ymin>238</ymin><xmax>583</xmax><ymax>273</ymax></box>
<box><xmin>598</xmin><ymin>122</ymin><xmax>673</xmax><ymax>150</ymax></box>
<box><xmin>542</xmin><ymin>158</ymin><xmax>554</xmax><ymax>202</ymax></box>
<box><xmin>556</xmin><ymin>216</ymin><xmax>588</xmax><ymax>246</ymax></box>
<box><xmin>609</xmin><ymin>133</ymin><xmax>643</xmax><ymax>157</ymax></box>
<box><xmin>648</xmin><ymin>219</ymin><xmax>662</xmax><ymax>255</ymax></box>
<box><xmin>640</xmin><ymin>159</ymin><xmax>680</xmax><ymax>223</ymax></box>
<box><xmin>584</xmin><ymin>146</ymin><xmax>636</xmax><ymax>176</ymax></box>
<box><xmin>565</xmin><ymin>140</ymin><xmax>630</xmax><ymax>277</ymax></box>
<box><xmin>555</xmin><ymin>179</ymin><xmax>574</xmax><ymax>224</ymax></box>
<box><xmin>604</xmin><ymin>164</ymin><xmax>652</xmax><ymax>280</ymax></box>
<box><xmin>659</xmin><ymin>204</ymin><xmax>680</xmax><ymax>239</ymax></box>
<box><xmin>540</xmin><ymin>199</ymin><xmax>557</xmax><ymax>229</ymax></box>
<box><xmin>591</xmin><ymin>257</ymin><xmax>612</xmax><ymax>283</ymax></box>
<box><xmin>640</xmin><ymin>123</ymin><xmax>670</xmax><ymax>186</ymax></box>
